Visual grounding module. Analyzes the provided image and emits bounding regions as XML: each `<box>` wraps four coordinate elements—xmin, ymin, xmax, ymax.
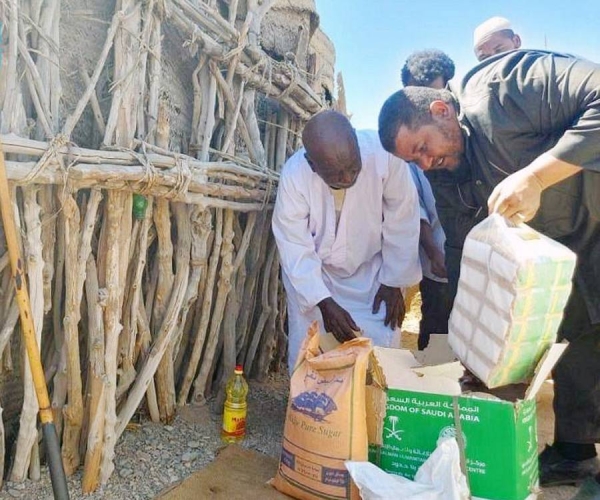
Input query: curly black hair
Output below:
<box><xmin>401</xmin><ymin>49</ymin><xmax>455</xmax><ymax>87</ymax></box>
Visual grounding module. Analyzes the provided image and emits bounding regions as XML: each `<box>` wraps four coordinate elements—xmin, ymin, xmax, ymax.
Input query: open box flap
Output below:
<box><xmin>525</xmin><ymin>343</ymin><xmax>568</xmax><ymax>400</ymax></box>
<box><xmin>413</xmin><ymin>362</ymin><xmax>465</xmax><ymax>381</ymax></box>
<box><xmin>372</xmin><ymin>347</ymin><xmax>462</xmax><ymax>396</ymax></box>
<box><xmin>413</xmin><ymin>334</ymin><xmax>458</xmax><ymax>366</ymax></box>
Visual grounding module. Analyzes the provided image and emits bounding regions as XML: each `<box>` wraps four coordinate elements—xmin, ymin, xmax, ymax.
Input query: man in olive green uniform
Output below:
<box><xmin>378</xmin><ymin>49</ymin><xmax>600</xmax><ymax>496</ymax></box>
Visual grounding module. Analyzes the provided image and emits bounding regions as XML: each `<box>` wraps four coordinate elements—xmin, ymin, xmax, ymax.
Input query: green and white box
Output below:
<box><xmin>367</xmin><ymin>341</ymin><xmax>565</xmax><ymax>500</ymax></box>
<box><xmin>449</xmin><ymin>214</ymin><xmax>576</xmax><ymax>388</ymax></box>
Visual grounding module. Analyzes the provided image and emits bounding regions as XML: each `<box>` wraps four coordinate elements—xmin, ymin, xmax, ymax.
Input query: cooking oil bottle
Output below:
<box><xmin>221</xmin><ymin>364</ymin><xmax>249</xmax><ymax>443</ymax></box>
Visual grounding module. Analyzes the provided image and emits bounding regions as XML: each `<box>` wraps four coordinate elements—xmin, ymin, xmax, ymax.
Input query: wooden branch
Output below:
<box><xmin>47</xmin><ymin>0</ymin><xmax>62</xmax><ymax>132</ymax></box>
<box><xmin>160</xmin><ymin>203</ymin><xmax>192</xmax><ymax>421</ymax></box>
<box><xmin>192</xmin><ymin>209</ymin><xmax>234</xmax><ymax>402</ymax></box>
<box><xmin>10</xmin><ymin>188</ymin><xmax>44</xmax><ymax>481</ymax></box>
<box><xmin>17</xmin><ymin>30</ymin><xmax>53</xmax><ymax>135</ymax></box>
<box><xmin>2</xmin><ymin>0</ymin><xmax>22</xmax><ymax>134</ymax></box>
<box><xmin>255</xmin><ymin>250</ymin><xmax>280</xmax><ymax>379</ymax></box>
<box><xmin>274</xmin><ymin>281</ymin><xmax>288</xmax><ymax>371</ymax></box>
<box><xmin>177</xmin><ymin>208</ymin><xmax>222</xmax><ymax>406</ymax></box>
<box><xmin>243</xmin><ymin>235</ymin><xmax>276</xmax><ymax>374</ymax></box>
<box><xmin>247</xmin><ymin>0</ymin><xmax>276</xmax><ymax>46</ymax></box>
<box><xmin>50</xmin><ymin>207</ymin><xmax>67</xmax><ymax>436</ymax></box>
<box><xmin>199</xmin><ymin>73</ymin><xmax>217</xmax><ymax>162</ymax></box>
<box><xmin>151</xmin><ymin>208</ymin><xmax>173</xmax><ymax>326</ymax></box>
<box><xmin>241</xmin><ymin>89</ymin><xmax>267</xmax><ymax>166</ymax></box>
<box><xmin>170</xmin><ymin>5</ymin><xmax>320</xmax><ymax>120</ymax></box>
<box><xmin>61</xmin><ymin>189</ymin><xmax>101</xmax><ymax>475</ymax></box>
<box><xmin>171</xmin><ymin>208</ymin><xmax>212</xmax><ymax>378</ymax></box>
<box><xmin>136</xmin><ymin>301</ymin><xmax>160</xmax><ymax>423</ymax></box>
<box><xmin>79</xmin><ymin>68</ymin><xmax>106</xmax><ymax>136</ymax></box>
<box><xmin>237</xmin><ymin>212</ymin><xmax>269</xmax><ymax>360</ymax></box>
<box><xmin>191</xmin><ymin>56</ymin><xmax>208</xmax><ymax>144</ymax></box>
<box><xmin>81</xmin><ymin>255</ymin><xmax>107</xmax><ymax>493</ymax></box>
<box><xmin>114</xmin><ymin>192</ymin><xmax>134</xmax><ymax>400</ymax></box>
<box><xmin>225</xmin><ymin>13</ymin><xmax>251</xmax><ymax>88</ymax></box>
<box><xmin>135</xmin><ymin>0</ymin><xmax>158</xmax><ymax>141</ymax></box>
<box><xmin>120</xmin><ymin>200</ymin><xmax>153</xmax><ymax>389</ymax></box>
<box><xmin>228</xmin><ymin>0</ymin><xmax>239</xmax><ymax>24</ymax></box>
<box><xmin>62</xmin><ymin>7</ymin><xmax>122</xmax><ymax>138</ymax></box>
<box><xmin>153</xmin><ymin>198</ymin><xmax>174</xmax><ymax>423</ymax></box>
<box><xmin>103</xmin><ymin>1</ymin><xmax>142</xmax><ymax>147</ymax></box>
<box><xmin>39</xmin><ymin>186</ymin><xmax>56</xmax><ymax>314</ymax></box>
<box><xmin>209</xmin><ymin>61</ymin><xmax>258</xmax><ymax>163</ymax></box>
<box><xmin>118</xmin><ymin>220</ymin><xmax>141</xmax><ymax>397</ymax></box>
<box><xmin>115</xmin><ymin>226</ymin><xmax>190</xmax><ymax>439</ymax></box>
<box><xmin>267</xmin><ymin>112</ymin><xmax>277</xmax><ymax>168</ymax></box>
<box><xmin>99</xmin><ymin>190</ymin><xmax>126</xmax><ymax>485</ymax></box>
<box><xmin>172</xmin><ymin>0</ymin><xmax>237</xmax><ymax>44</ymax></box>
<box><xmin>0</xmin><ymin>134</ymin><xmax>279</xmax><ymax>182</ymax></box>
<box><xmin>275</xmin><ymin>110</ymin><xmax>290</xmax><ymax>171</ymax></box>
<box><xmin>221</xmin><ymin>79</ymin><xmax>245</xmax><ymax>156</ymax></box>
<box><xmin>6</xmin><ymin>161</ymin><xmax>275</xmax><ymax>212</ymax></box>
<box><xmin>216</xmin><ymin>211</ymin><xmax>256</xmax><ymax>405</ymax></box>
<box><xmin>145</xmin><ymin>14</ymin><xmax>162</xmax><ymax>144</ymax></box>
<box><xmin>0</xmin><ymin>299</ymin><xmax>18</xmax><ymax>364</ymax></box>
<box><xmin>19</xmin><ymin>40</ymin><xmax>53</xmax><ymax>137</ymax></box>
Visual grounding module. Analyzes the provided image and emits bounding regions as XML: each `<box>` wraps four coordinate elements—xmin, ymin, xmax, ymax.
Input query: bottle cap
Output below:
<box><xmin>234</xmin><ymin>364</ymin><xmax>243</xmax><ymax>373</ymax></box>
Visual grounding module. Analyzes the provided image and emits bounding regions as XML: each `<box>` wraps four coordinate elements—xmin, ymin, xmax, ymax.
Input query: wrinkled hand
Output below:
<box><xmin>488</xmin><ymin>170</ymin><xmax>544</xmax><ymax>224</ymax></box>
<box><xmin>318</xmin><ymin>297</ymin><xmax>358</xmax><ymax>344</ymax></box>
<box><xmin>372</xmin><ymin>284</ymin><xmax>405</xmax><ymax>330</ymax></box>
<box><xmin>430</xmin><ymin>249</ymin><xmax>448</xmax><ymax>279</ymax></box>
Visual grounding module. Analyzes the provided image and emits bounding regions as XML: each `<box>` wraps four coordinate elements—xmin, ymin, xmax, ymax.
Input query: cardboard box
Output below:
<box><xmin>367</xmin><ymin>337</ymin><xmax>566</xmax><ymax>500</ymax></box>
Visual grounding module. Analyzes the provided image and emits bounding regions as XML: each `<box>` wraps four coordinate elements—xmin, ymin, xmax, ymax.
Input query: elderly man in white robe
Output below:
<box><xmin>272</xmin><ymin>110</ymin><xmax>421</xmax><ymax>372</ymax></box>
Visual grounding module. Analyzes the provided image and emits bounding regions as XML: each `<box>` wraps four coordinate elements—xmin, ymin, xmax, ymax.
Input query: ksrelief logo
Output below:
<box><xmin>439</xmin><ymin>426</ymin><xmax>467</xmax><ymax>447</ymax></box>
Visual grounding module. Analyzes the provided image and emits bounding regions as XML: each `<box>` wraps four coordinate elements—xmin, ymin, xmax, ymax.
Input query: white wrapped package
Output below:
<box><xmin>345</xmin><ymin>438</ymin><xmax>470</xmax><ymax>500</ymax></box>
<box><xmin>448</xmin><ymin>214</ymin><xmax>576</xmax><ymax>388</ymax></box>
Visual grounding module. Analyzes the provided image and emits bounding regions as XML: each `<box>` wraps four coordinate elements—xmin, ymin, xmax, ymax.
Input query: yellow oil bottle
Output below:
<box><xmin>221</xmin><ymin>364</ymin><xmax>248</xmax><ymax>443</ymax></box>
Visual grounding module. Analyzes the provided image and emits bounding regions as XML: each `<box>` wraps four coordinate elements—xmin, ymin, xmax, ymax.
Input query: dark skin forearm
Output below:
<box><xmin>419</xmin><ymin>219</ymin><xmax>447</xmax><ymax>279</ymax></box>
<box><xmin>419</xmin><ymin>219</ymin><xmax>438</xmax><ymax>261</ymax></box>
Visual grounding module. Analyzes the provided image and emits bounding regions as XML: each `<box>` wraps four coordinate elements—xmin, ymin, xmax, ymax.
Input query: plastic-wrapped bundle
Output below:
<box><xmin>448</xmin><ymin>214</ymin><xmax>576</xmax><ymax>388</ymax></box>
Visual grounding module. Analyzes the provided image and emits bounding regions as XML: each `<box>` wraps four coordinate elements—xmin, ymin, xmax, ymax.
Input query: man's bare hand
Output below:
<box><xmin>318</xmin><ymin>297</ymin><xmax>358</xmax><ymax>344</ymax></box>
<box><xmin>430</xmin><ymin>248</ymin><xmax>448</xmax><ymax>279</ymax></box>
<box><xmin>372</xmin><ymin>284</ymin><xmax>405</xmax><ymax>330</ymax></box>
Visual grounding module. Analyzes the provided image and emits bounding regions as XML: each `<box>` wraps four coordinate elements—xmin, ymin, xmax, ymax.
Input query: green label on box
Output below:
<box><xmin>369</xmin><ymin>389</ymin><xmax>538</xmax><ymax>500</ymax></box>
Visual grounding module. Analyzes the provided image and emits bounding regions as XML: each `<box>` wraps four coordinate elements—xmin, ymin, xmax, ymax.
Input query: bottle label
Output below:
<box><xmin>222</xmin><ymin>403</ymin><xmax>247</xmax><ymax>437</ymax></box>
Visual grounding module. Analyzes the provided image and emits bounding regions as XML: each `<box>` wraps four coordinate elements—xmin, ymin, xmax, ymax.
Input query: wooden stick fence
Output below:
<box><xmin>0</xmin><ymin>0</ymin><xmax>336</xmax><ymax>492</ymax></box>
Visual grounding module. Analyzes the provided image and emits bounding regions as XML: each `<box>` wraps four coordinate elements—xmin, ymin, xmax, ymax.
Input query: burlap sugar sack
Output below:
<box><xmin>271</xmin><ymin>321</ymin><xmax>372</xmax><ymax>499</ymax></box>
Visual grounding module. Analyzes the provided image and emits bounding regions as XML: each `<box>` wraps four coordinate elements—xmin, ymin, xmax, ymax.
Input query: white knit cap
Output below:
<box><xmin>473</xmin><ymin>16</ymin><xmax>513</xmax><ymax>48</ymax></box>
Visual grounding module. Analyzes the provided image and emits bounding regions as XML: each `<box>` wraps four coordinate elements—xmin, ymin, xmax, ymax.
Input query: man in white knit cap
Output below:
<box><xmin>473</xmin><ymin>16</ymin><xmax>521</xmax><ymax>61</ymax></box>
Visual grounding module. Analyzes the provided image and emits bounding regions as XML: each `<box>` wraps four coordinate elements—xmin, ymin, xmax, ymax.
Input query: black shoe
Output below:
<box><xmin>540</xmin><ymin>445</ymin><xmax>600</xmax><ymax>487</ymax></box>
<box><xmin>571</xmin><ymin>478</ymin><xmax>600</xmax><ymax>500</ymax></box>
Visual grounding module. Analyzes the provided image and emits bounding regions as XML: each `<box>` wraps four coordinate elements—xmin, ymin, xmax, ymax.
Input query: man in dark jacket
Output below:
<box><xmin>378</xmin><ymin>50</ymin><xmax>600</xmax><ymax>495</ymax></box>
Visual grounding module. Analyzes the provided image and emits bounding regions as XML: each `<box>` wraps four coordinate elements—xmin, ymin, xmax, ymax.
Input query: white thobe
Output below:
<box><xmin>272</xmin><ymin>130</ymin><xmax>422</xmax><ymax>371</ymax></box>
